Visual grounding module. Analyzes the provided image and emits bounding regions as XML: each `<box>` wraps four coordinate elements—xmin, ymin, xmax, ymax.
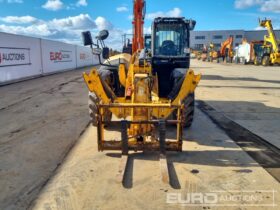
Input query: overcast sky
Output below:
<box><xmin>0</xmin><ymin>0</ymin><xmax>279</xmax><ymax>49</ymax></box>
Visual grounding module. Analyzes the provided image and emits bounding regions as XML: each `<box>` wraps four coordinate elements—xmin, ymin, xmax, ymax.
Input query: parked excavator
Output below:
<box><xmin>220</xmin><ymin>36</ymin><xmax>234</xmax><ymax>63</ymax></box>
<box><xmin>81</xmin><ymin>0</ymin><xmax>200</xmax><ymax>185</ymax></box>
<box><xmin>255</xmin><ymin>19</ymin><xmax>280</xmax><ymax>66</ymax></box>
<box><xmin>206</xmin><ymin>36</ymin><xmax>234</xmax><ymax>63</ymax></box>
<box><xmin>122</xmin><ymin>34</ymin><xmax>151</xmax><ymax>54</ymax></box>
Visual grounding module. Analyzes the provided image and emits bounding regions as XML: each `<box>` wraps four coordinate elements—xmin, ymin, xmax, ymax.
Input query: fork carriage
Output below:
<box><xmin>96</xmin><ymin>103</ymin><xmax>184</xmax><ymax>153</ymax></box>
<box><xmin>84</xmin><ymin>68</ymin><xmax>201</xmax><ymax>154</ymax></box>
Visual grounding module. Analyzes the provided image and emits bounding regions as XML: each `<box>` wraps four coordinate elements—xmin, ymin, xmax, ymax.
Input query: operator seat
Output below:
<box><xmin>160</xmin><ymin>40</ymin><xmax>177</xmax><ymax>56</ymax></box>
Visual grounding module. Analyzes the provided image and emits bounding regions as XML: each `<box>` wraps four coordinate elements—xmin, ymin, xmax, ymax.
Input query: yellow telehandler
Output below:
<box><xmin>256</xmin><ymin>19</ymin><xmax>280</xmax><ymax>66</ymax></box>
<box><xmin>82</xmin><ymin>0</ymin><xmax>201</xmax><ymax>185</ymax></box>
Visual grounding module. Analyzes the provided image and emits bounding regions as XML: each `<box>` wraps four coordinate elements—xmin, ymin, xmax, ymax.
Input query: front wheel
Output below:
<box><xmin>173</xmin><ymin>94</ymin><xmax>195</xmax><ymax>128</ymax></box>
<box><xmin>88</xmin><ymin>92</ymin><xmax>112</xmax><ymax>126</ymax></box>
<box><xmin>254</xmin><ymin>57</ymin><xmax>260</xmax><ymax>65</ymax></box>
<box><xmin>262</xmin><ymin>56</ymin><xmax>270</xmax><ymax>66</ymax></box>
<box><xmin>182</xmin><ymin>94</ymin><xmax>195</xmax><ymax>128</ymax></box>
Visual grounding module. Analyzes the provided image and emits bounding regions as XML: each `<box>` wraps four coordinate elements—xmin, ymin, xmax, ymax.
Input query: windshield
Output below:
<box><xmin>254</xmin><ymin>44</ymin><xmax>271</xmax><ymax>56</ymax></box>
<box><xmin>154</xmin><ymin>23</ymin><xmax>185</xmax><ymax>56</ymax></box>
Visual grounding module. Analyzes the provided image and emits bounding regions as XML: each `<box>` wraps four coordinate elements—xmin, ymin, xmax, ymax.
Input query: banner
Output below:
<box><xmin>0</xmin><ymin>47</ymin><xmax>31</xmax><ymax>67</ymax></box>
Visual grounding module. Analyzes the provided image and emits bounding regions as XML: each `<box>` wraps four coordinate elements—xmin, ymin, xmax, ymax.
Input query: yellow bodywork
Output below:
<box><xmin>259</xmin><ymin>19</ymin><xmax>280</xmax><ymax>64</ymax></box>
<box><xmin>207</xmin><ymin>43</ymin><xmax>219</xmax><ymax>61</ymax></box>
<box><xmin>83</xmin><ymin>51</ymin><xmax>201</xmax><ymax>152</ymax></box>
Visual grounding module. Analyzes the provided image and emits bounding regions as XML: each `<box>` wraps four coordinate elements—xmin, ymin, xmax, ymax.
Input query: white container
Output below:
<box><xmin>235</xmin><ymin>43</ymin><xmax>251</xmax><ymax>63</ymax></box>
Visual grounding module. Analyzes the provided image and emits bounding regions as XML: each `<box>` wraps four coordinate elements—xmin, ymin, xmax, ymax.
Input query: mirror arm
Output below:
<box><xmin>90</xmin><ymin>33</ymin><xmax>118</xmax><ymax>69</ymax></box>
<box><xmin>100</xmin><ymin>40</ymin><xmax>105</xmax><ymax>48</ymax></box>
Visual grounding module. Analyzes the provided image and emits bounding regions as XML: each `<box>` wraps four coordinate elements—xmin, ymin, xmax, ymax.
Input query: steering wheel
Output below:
<box><xmin>161</xmin><ymin>40</ymin><xmax>176</xmax><ymax>55</ymax></box>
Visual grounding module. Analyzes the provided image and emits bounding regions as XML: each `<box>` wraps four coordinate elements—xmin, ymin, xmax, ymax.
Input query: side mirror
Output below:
<box><xmin>96</xmin><ymin>30</ymin><xmax>109</xmax><ymax>41</ymax></box>
<box><xmin>102</xmin><ymin>47</ymin><xmax>110</xmax><ymax>59</ymax></box>
<box><xmin>82</xmin><ymin>31</ymin><xmax>93</xmax><ymax>46</ymax></box>
<box><xmin>188</xmin><ymin>20</ymin><xmax>196</xmax><ymax>31</ymax></box>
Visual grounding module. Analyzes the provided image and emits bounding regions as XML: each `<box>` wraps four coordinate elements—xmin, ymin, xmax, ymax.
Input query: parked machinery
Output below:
<box><xmin>234</xmin><ymin>40</ymin><xmax>265</xmax><ymax>65</ymax></box>
<box><xmin>256</xmin><ymin>19</ymin><xmax>280</xmax><ymax>66</ymax></box>
<box><xmin>207</xmin><ymin>42</ymin><xmax>220</xmax><ymax>63</ymax></box>
<box><xmin>82</xmin><ymin>0</ymin><xmax>201</xmax><ymax>184</ymax></box>
<box><xmin>233</xmin><ymin>39</ymin><xmax>250</xmax><ymax>64</ymax></box>
<box><xmin>199</xmin><ymin>45</ymin><xmax>208</xmax><ymax>61</ymax></box>
<box><xmin>122</xmin><ymin>34</ymin><xmax>151</xmax><ymax>53</ymax></box>
<box><xmin>206</xmin><ymin>37</ymin><xmax>233</xmax><ymax>63</ymax></box>
<box><xmin>252</xmin><ymin>41</ymin><xmax>265</xmax><ymax>65</ymax></box>
<box><xmin>122</xmin><ymin>34</ymin><xmax>133</xmax><ymax>54</ymax></box>
<box><xmin>220</xmin><ymin>36</ymin><xmax>234</xmax><ymax>63</ymax></box>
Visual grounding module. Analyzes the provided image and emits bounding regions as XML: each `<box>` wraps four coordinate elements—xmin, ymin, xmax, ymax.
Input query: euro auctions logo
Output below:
<box><xmin>80</xmin><ymin>53</ymin><xmax>90</xmax><ymax>60</ymax></box>
<box><xmin>0</xmin><ymin>47</ymin><xmax>30</xmax><ymax>67</ymax></box>
<box><xmin>0</xmin><ymin>52</ymin><xmax>25</xmax><ymax>63</ymax></box>
<box><xmin>166</xmin><ymin>190</ymin><xmax>277</xmax><ymax>207</ymax></box>
<box><xmin>80</xmin><ymin>53</ymin><xmax>86</xmax><ymax>60</ymax></box>
<box><xmin>50</xmin><ymin>50</ymin><xmax>72</xmax><ymax>63</ymax></box>
<box><xmin>50</xmin><ymin>52</ymin><xmax>62</xmax><ymax>61</ymax></box>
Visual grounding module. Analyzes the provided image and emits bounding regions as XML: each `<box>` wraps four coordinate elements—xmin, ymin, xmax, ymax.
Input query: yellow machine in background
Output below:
<box><xmin>207</xmin><ymin>42</ymin><xmax>219</xmax><ymax>62</ymax></box>
<box><xmin>206</xmin><ymin>37</ymin><xmax>234</xmax><ymax>63</ymax></box>
<box><xmin>257</xmin><ymin>19</ymin><xmax>280</xmax><ymax>66</ymax></box>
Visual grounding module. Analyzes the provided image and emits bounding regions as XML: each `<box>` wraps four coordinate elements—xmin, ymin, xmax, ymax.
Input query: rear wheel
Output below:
<box><xmin>262</xmin><ymin>56</ymin><xmax>270</xmax><ymax>66</ymax></box>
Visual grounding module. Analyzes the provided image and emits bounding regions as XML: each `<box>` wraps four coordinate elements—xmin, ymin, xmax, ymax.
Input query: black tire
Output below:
<box><xmin>88</xmin><ymin>92</ymin><xmax>112</xmax><ymax>126</ymax></box>
<box><xmin>254</xmin><ymin>57</ymin><xmax>260</xmax><ymax>66</ymax></box>
<box><xmin>88</xmin><ymin>66</ymin><xmax>114</xmax><ymax>126</ymax></box>
<box><xmin>173</xmin><ymin>93</ymin><xmax>195</xmax><ymax>128</ymax></box>
<box><xmin>182</xmin><ymin>94</ymin><xmax>195</xmax><ymax>128</ymax></box>
<box><xmin>262</xmin><ymin>56</ymin><xmax>270</xmax><ymax>66</ymax></box>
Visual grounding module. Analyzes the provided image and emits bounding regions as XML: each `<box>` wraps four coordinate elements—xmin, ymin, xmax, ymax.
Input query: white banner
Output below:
<box><xmin>0</xmin><ymin>33</ymin><xmax>42</xmax><ymax>84</ymax></box>
<box><xmin>0</xmin><ymin>32</ymin><xmax>98</xmax><ymax>84</ymax></box>
<box><xmin>49</xmin><ymin>50</ymin><xmax>73</xmax><ymax>63</ymax></box>
<box><xmin>41</xmin><ymin>39</ymin><xmax>76</xmax><ymax>74</ymax></box>
<box><xmin>0</xmin><ymin>47</ymin><xmax>31</xmax><ymax>67</ymax></box>
<box><xmin>76</xmin><ymin>46</ymin><xmax>93</xmax><ymax>67</ymax></box>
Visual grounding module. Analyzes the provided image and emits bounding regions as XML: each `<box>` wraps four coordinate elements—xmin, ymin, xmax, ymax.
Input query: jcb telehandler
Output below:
<box><xmin>82</xmin><ymin>0</ymin><xmax>201</xmax><ymax>185</ymax></box>
<box><xmin>255</xmin><ymin>19</ymin><xmax>280</xmax><ymax>66</ymax></box>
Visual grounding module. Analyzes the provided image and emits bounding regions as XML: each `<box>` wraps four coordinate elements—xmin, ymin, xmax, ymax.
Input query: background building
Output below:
<box><xmin>190</xmin><ymin>30</ymin><xmax>280</xmax><ymax>50</ymax></box>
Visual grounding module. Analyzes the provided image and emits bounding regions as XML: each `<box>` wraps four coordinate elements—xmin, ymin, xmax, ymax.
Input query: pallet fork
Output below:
<box><xmin>116</xmin><ymin>120</ymin><xmax>170</xmax><ymax>184</ymax></box>
<box><xmin>96</xmin><ymin>104</ymin><xmax>184</xmax><ymax>185</ymax></box>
